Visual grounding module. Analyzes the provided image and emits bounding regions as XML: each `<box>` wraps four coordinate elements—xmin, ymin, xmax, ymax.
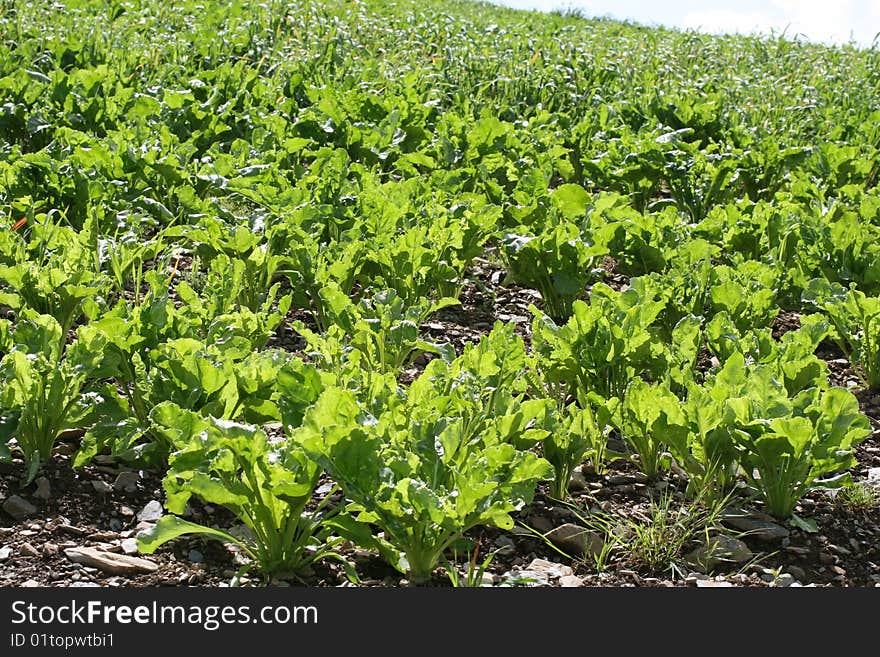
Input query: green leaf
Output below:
<box><xmin>136</xmin><ymin>516</ymin><xmax>243</xmax><ymax>554</ymax></box>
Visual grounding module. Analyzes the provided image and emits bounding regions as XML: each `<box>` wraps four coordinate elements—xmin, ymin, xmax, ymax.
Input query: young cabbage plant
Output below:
<box><xmin>297</xmin><ymin>326</ymin><xmax>552</xmax><ymax>584</ymax></box>
<box><xmin>138</xmin><ymin>395</ymin><xmax>348</xmax><ymax>579</ymax></box>
<box><xmin>814</xmin><ymin>284</ymin><xmax>880</xmax><ymax>390</ymax></box>
<box><xmin>729</xmin><ymin>388</ymin><xmax>870</xmax><ymax>519</ymax></box>
<box><xmin>0</xmin><ymin>312</ymin><xmax>104</xmax><ymax>484</ymax></box>
<box><xmin>501</xmin><ymin>222</ymin><xmax>607</xmax><ymax>322</ymax></box>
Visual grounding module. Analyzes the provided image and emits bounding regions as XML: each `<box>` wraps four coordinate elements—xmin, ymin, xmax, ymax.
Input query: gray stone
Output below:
<box><xmin>0</xmin><ymin>546</ymin><xmax>12</xmax><ymax>560</ymax></box>
<box><xmin>685</xmin><ymin>534</ymin><xmax>753</xmax><ymax>573</ymax></box>
<box><xmin>42</xmin><ymin>542</ymin><xmax>59</xmax><ymax>556</ymax></box>
<box><xmin>528</xmin><ymin>515</ymin><xmax>553</xmax><ymax>534</ymax></box>
<box><xmin>607</xmin><ymin>474</ymin><xmax>636</xmax><ymax>485</ymax></box>
<box><xmin>91</xmin><ymin>480</ymin><xmax>113</xmax><ymax>494</ymax></box>
<box><xmin>480</xmin><ymin>572</ymin><xmax>495</xmax><ymax>587</ymax></box>
<box><xmin>545</xmin><ymin>523</ymin><xmax>604</xmax><ymax>559</ymax></box>
<box><xmin>524</xmin><ymin>558</ymin><xmax>573</xmax><ymax>580</ymax></box>
<box><xmin>120</xmin><ymin>538</ymin><xmax>139</xmax><ymax>555</ymax></box>
<box><xmin>558</xmin><ymin>574</ymin><xmax>585</xmax><ymax>587</ymax></box>
<box><xmin>774</xmin><ymin>573</ymin><xmax>796</xmax><ymax>587</ymax></box>
<box><xmin>568</xmin><ymin>470</ymin><xmax>588</xmax><ymax>492</ymax></box>
<box><xmin>2</xmin><ymin>495</ymin><xmax>37</xmax><ymax>520</ymax></box>
<box><xmin>64</xmin><ymin>547</ymin><xmax>158</xmax><ymax>575</ymax></box>
<box><xmin>696</xmin><ymin>580</ymin><xmax>734</xmax><ymax>587</ymax></box>
<box><xmin>108</xmin><ymin>518</ymin><xmax>123</xmax><ymax>532</ymax></box>
<box><xmin>786</xmin><ymin>565</ymin><xmax>806</xmax><ymax>581</ymax></box>
<box><xmin>114</xmin><ymin>472</ymin><xmax>140</xmax><ymax>494</ymax></box>
<box><xmin>187</xmin><ymin>549</ymin><xmax>204</xmax><ymax>563</ymax></box>
<box><xmin>33</xmin><ymin>477</ymin><xmax>52</xmax><ymax>500</ymax></box>
<box><xmin>137</xmin><ymin>500</ymin><xmax>164</xmax><ymax>523</ymax></box>
<box><xmin>493</xmin><ymin>535</ymin><xmax>516</xmax><ymax>556</ymax></box>
<box><xmin>722</xmin><ymin>511</ymin><xmax>789</xmax><ymax>542</ymax></box>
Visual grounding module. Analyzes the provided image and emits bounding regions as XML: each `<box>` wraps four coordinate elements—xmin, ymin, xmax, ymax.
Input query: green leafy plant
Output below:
<box><xmin>138</xmin><ymin>397</ymin><xmax>348</xmax><ymax>579</ymax></box>
<box><xmin>0</xmin><ymin>312</ymin><xmax>104</xmax><ymax>483</ymax></box>
<box><xmin>501</xmin><ymin>222</ymin><xmax>607</xmax><ymax>321</ymax></box>
<box><xmin>297</xmin><ymin>325</ymin><xmax>553</xmax><ymax>584</ymax></box>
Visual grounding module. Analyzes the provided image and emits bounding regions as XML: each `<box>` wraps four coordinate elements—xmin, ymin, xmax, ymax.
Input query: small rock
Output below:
<box><xmin>493</xmin><ymin>535</ymin><xmax>516</xmax><ymax>556</ymax></box>
<box><xmin>2</xmin><ymin>495</ymin><xmax>37</xmax><ymax>520</ymax></box>
<box><xmin>607</xmin><ymin>474</ymin><xmax>636</xmax><ymax>485</ymax></box>
<box><xmin>867</xmin><ymin>467</ymin><xmax>880</xmax><ymax>487</ymax></box>
<box><xmin>0</xmin><ymin>546</ymin><xmax>12</xmax><ymax>560</ymax></box>
<box><xmin>528</xmin><ymin>515</ymin><xmax>553</xmax><ymax>534</ymax></box>
<box><xmin>524</xmin><ymin>558</ymin><xmax>573</xmax><ymax>580</ymax></box>
<box><xmin>545</xmin><ymin>523</ymin><xmax>604</xmax><ymax>559</ymax></box>
<box><xmin>685</xmin><ymin>534</ymin><xmax>752</xmax><ymax>573</ymax></box>
<box><xmin>119</xmin><ymin>506</ymin><xmax>134</xmax><ymax>518</ymax></box>
<box><xmin>696</xmin><ymin>580</ymin><xmax>733</xmax><ymax>587</ymax></box>
<box><xmin>558</xmin><ymin>574</ymin><xmax>585</xmax><ymax>587</ymax></box>
<box><xmin>91</xmin><ymin>480</ymin><xmax>113</xmax><ymax>494</ymax></box>
<box><xmin>33</xmin><ymin>477</ymin><xmax>52</xmax><ymax>500</ymax></box>
<box><xmin>21</xmin><ymin>579</ymin><xmax>40</xmax><ymax>587</ymax></box>
<box><xmin>64</xmin><ymin>547</ymin><xmax>158</xmax><ymax>575</ymax></box>
<box><xmin>188</xmin><ymin>549</ymin><xmax>204</xmax><ymax>563</ymax></box>
<box><xmin>19</xmin><ymin>543</ymin><xmax>40</xmax><ymax>557</ymax></box>
<box><xmin>108</xmin><ymin>518</ymin><xmax>123</xmax><ymax>532</ymax></box>
<box><xmin>818</xmin><ymin>552</ymin><xmax>836</xmax><ymax>565</ymax></box>
<box><xmin>120</xmin><ymin>538</ymin><xmax>139</xmax><ymax>555</ymax></box>
<box><xmin>480</xmin><ymin>572</ymin><xmax>495</xmax><ymax>587</ymax></box>
<box><xmin>113</xmin><ymin>471</ymin><xmax>140</xmax><ymax>493</ymax></box>
<box><xmin>774</xmin><ymin>573</ymin><xmax>795</xmax><ymax>587</ymax></box>
<box><xmin>42</xmin><ymin>542</ymin><xmax>59</xmax><ymax>556</ymax></box>
<box><xmin>786</xmin><ymin>565</ymin><xmax>807</xmax><ymax>581</ymax></box>
<box><xmin>568</xmin><ymin>471</ymin><xmax>588</xmax><ymax>492</ymax></box>
<box><xmin>137</xmin><ymin>500</ymin><xmax>164</xmax><ymax>523</ymax></box>
<box><xmin>722</xmin><ymin>510</ymin><xmax>789</xmax><ymax>542</ymax></box>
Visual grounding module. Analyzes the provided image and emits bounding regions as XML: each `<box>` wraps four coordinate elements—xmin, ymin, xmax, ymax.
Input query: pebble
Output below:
<box><xmin>685</xmin><ymin>535</ymin><xmax>752</xmax><ymax>573</ymax></box>
<box><xmin>818</xmin><ymin>552</ymin><xmax>836</xmax><ymax>565</ymax></box>
<box><xmin>786</xmin><ymin>565</ymin><xmax>807</xmax><ymax>581</ymax></box>
<box><xmin>568</xmin><ymin>471</ymin><xmax>588</xmax><ymax>491</ymax></box>
<box><xmin>558</xmin><ymin>574</ymin><xmax>585</xmax><ymax>587</ymax></box>
<box><xmin>0</xmin><ymin>546</ymin><xmax>11</xmax><ymax>561</ymax></box>
<box><xmin>33</xmin><ymin>477</ymin><xmax>52</xmax><ymax>500</ymax></box>
<box><xmin>722</xmin><ymin>511</ymin><xmax>789</xmax><ymax>542</ymax></box>
<box><xmin>120</xmin><ymin>538</ymin><xmax>139</xmax><ymax>555</ymax></box>
<box><xmin>64</xmin><ymin>547</ymin><xmax>158</xmax><ymax>575</ymax></box>
<box><xmin>137</xmin><ymin>501</ymin><xmax>164</xmax><ymax>523</ymax></box>
<box><xmin>774</xmin><ymin>573</ymin><xmax>796</xmax><ymax>587</ymax></box>
<box><xmin>493</xmin><ymin>536</ymin><xmax>516</xmax><ymax>556</ymax></box>
<box><xmin>119</xmin><ymin>506</ymin><xmax>134</xmax><ymax>518</ymax></box>
<box><xmin>91</xmin><ymin>480</ymin><xmax>113</xmax><ymax>494</ymax></box>
<box><xmin>696</xmin><ymin>580</ymin><xmax>733</xmax><ymax>587</ymax></box>
<box><xmin>19</xmin><ymin>543</ymin><xmax>40</xmax><ymax>557</ymax></box>
<box><xmin>113</xmin><ymin>472</ymin><xmax>140</xmax><ymax>493</ymax></box>
<box><xmin>523</xmin><ymin>558</ymin><xmax>573</xmax><ymax>580</ymax></box>
<box><xmin>2</xmin><ymin>495</ymin><xmax>37</xmax><ymax>520</ymax></box>
<box><xmin>545</xmin><ymin>523</ymin><xmax>604</xmax><ymax>559</ymax></box>
<box><xmin>528</xmin><ymin>515</ymin><xmax>553</xmax><ymax>534</ymax></box>
<box><xmin>108</xmin><ymin>518</ymin><xmax>123</xmax><ymax>532</ymax></box>
<box><xmin>188</xmin><ymin>549</ymin><xmax>204</xmax><ymax>563</ymax></box>
<box><xmin>42</xmin><ymin>542</ymin><xmax>59</xmax><ymax>556</ymax></box>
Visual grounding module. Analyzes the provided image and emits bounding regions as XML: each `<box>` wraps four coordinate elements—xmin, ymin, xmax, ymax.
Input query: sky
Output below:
<box><xmin>489</xmin><ymin>1</ymin><xmax>880</xmax><ymax>48</ymax></box>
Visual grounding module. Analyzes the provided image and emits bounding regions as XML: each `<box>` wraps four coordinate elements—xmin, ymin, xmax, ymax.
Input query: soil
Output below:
<box><xmin>1</xmin><ymin>257</ymin><xmax>879</xmax><ymax>588</ymax></box>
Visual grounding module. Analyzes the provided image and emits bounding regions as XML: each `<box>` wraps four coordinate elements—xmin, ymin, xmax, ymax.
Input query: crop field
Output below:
<box><xmin>1</xmin><ymin>0</ymin><xmax>879</xmax><ymax>588</ymax></box>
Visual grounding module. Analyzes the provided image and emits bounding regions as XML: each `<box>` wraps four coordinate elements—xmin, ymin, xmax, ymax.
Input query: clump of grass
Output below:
<box><xmin>569</xmin><ymin>486</ymin><xmax>731</xmax><ymax>578</ymax></box>
<box><xmin>832</xmin><ymin>483</ymin><xmax>879</xmax><ymax>514</ymax></box>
